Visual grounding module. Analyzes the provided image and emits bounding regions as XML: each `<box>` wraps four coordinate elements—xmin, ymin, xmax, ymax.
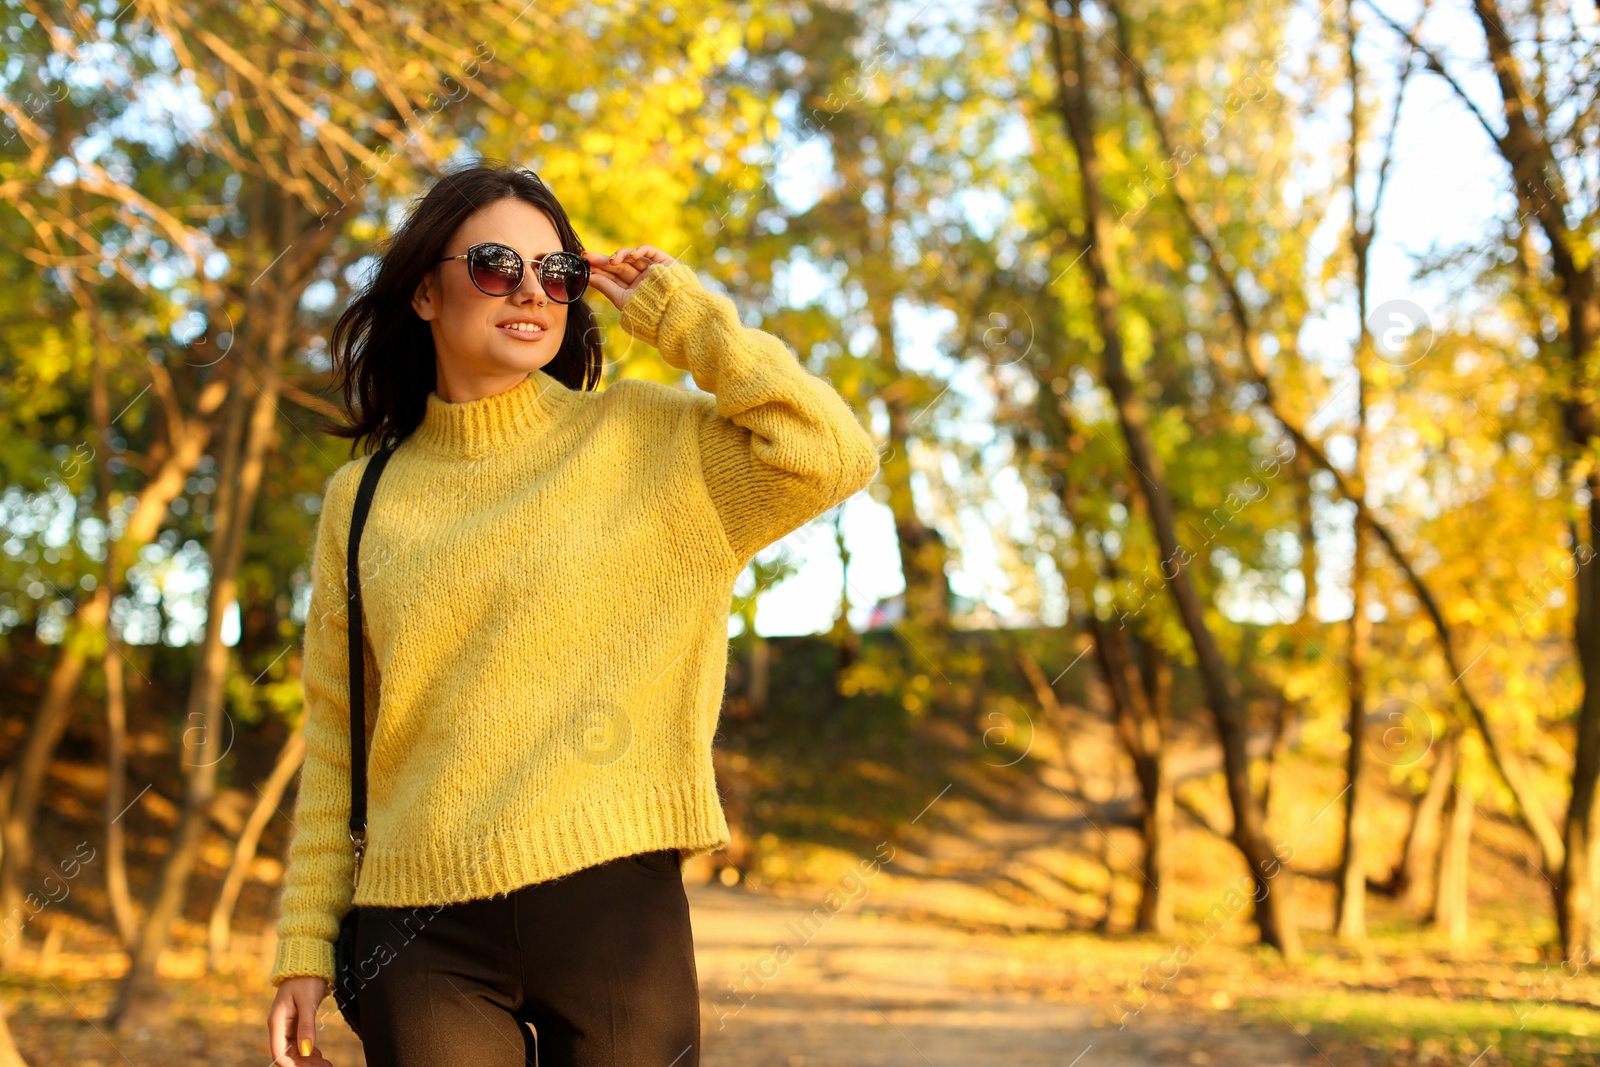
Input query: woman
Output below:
<box><xmin>265</xmin><ymin>162</ymin><xmax>878</xmax><ymax>1067</ymax></box>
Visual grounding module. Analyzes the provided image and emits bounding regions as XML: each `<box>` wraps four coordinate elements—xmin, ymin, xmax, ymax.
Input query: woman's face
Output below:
<box><xmin>412</xmin><ymin>197</ymin><xmax>571</xmax><ymax>382</ymax></box>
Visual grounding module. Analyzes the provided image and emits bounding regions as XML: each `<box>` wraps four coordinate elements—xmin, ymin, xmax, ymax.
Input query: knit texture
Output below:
<box><xmin>269</xmin><ymin>261</ymin><xmax>879</xmax><ymax>987</ymax></box>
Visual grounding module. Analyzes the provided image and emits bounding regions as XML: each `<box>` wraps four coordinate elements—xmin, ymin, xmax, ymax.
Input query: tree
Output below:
<box><xmin>1365</xmin><ymin>0</ymin><xmax>1600</xmax><ymax>960</ymax></box>
<box><xmin>1041</xmin><ymin>0</ymin><xmax>1300</xmax><ymax>956</ymax></box>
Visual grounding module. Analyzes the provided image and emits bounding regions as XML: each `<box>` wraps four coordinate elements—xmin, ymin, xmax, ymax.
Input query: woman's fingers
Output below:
<box><xmin>268</xmin><ymin>996</ymin><xmax>292</xmax><ymax>1066</ymax></box>
<box><xmin>294</xmin><ymin>986</ymin><xmax>321</xmax><ymax>1060</ymax></box>
<box><xmin>584</xmin><ymin>268</ymin><xmax>629</xmax><ymax>310</ymax></box>
<box><xmin>607</xmin><ymin>249</ymin><xmax>647</xmax><ymax>285</ymax></box>
<box><xmin>595</xmin><ymin>245</ymin><xmax>675</xmax><ymax>283</ymax></box>
<box><xmin>270</xmin><ymin>991</ymin><xmax>300</xmax><ymax>1062</ymax></box>
<box><xmin>580</xmin><ymin>245</ymin><xmax>679</xmax><ymax>310</ymax></box>
<box><xmin>618</xmin><ymin>246</ymin><xmax>673</xmax><ymax>276</ymax></box>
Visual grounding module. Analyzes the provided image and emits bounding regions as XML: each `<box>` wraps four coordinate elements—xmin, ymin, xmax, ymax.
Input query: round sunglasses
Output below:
<box><xmin>437</xmin><ymin>241</ymin><xmax>590</xmax><ymax>303</ymax></box>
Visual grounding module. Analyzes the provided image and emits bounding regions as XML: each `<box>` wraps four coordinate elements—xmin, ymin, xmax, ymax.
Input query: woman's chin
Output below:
<box><xmin>488</xmin><ymin>342</ymin><xmax>558</xmax><ymax>374</ymax></box>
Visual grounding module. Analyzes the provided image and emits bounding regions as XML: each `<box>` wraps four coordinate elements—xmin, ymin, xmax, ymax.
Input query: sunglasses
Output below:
<box><xmin>437</xmin><ymin>241</ymin><xmax>590</xmax><ymax>303</ymax></box>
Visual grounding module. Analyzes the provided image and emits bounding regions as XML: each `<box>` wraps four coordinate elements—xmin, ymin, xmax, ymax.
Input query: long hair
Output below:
<box><xmin>320</xmin><ymin>160</ymin><xmax>604</xmax><ymax>455</ymax></box>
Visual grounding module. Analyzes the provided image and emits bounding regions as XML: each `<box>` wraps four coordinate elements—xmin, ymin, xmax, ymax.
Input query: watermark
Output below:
<box><xmin>314</xmin><ymin>43</ymin><xmax>495</xmax><ymax>231</ymax></box>
<box><xmin>569</xmin><ymin>696</ymin><xmax>632</xmax><ymax>766</ymax></box>
<box><xmin>0</xmin><ymin>842</ymin><xmax>97</xmax><ymax>947</ymax></box>
<box><xmin>176</xmin><ymin>306</ymin><xmax>237</xmax><ymax>367</ymax></box>
<box><xmin>980</xmin><ymin>701</ymin><xmax>1035</xmax><ymax>767</ymax></box>
<box><xmin>1112</xmin><ymin>838</ymin><xmax>1296</xmax><ymax>1029</ymax></box>
<box><xmin>809</xmin><ymin>38</ymin><xmax>895</xmax><ymax>122</ymax></box>
<box><xmin>1365</xmin><ymin>698</ymin><xmax>1435</xmax><ymax>768</ymax></box>
<box><xmin>1110</xmin><ymin>437</ymin><xmax>1296</xmax><ymax>631</ymax></box>
<box><xmin>1366</xmin><ymin>298</ymin><xmax>1434</xmax><ymax>367</ymax></box>
<box><xmin>713</xmin><ymin>840</ymin><xmax>897</xmax><ymax>1029</ymax></box>
<box><xmin>1515</xmin><ymin>944</ymin><xmax>1591</xmax><ymax>1030</ymax></box>
<box><xmin>329</xmin><ymin>900</ymin><xmax>448</xmax><ymax>1007</ymax></box>
<box><xmin>979</xmin><ymin>309</ymin><xmax>1036</xmax><ymax>370</ymax></box>
<box><xmin>0</xmin><ymin>67</ymin><xmax>73</xmax><ymax>148</ymax></box>
<box><xmin>1514</xmin><ymin>541</ymin><xmax>1594</xmax><ymax>634</ymax></box>
<box><xmin>182</xmin><ymin>703</ymin><xmax>238</xmax><ymax>770</ymax></box>
<box><xmin>1114</xmin><ymin>42</ymin><xmax>1295</xmax><ymax>228</ymax></box>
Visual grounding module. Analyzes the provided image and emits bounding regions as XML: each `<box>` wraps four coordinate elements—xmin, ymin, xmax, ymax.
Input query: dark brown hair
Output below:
<box><xmin>321</xmin><ymin>160</ymin><xmax>603</xmax><ymax>455</ymax></box>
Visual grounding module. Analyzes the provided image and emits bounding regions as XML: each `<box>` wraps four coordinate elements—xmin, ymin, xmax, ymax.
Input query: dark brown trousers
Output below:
<box><xmin>348</xmin><ymin>849</ymin><xmax>699</xmax><ymax>1067</ymax></box>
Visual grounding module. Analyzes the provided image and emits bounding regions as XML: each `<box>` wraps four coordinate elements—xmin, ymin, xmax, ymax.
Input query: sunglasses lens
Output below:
<box><xmin>469</xmin><ymin>244</ymin><xmax>522</xmax><ymax>295</ymax></box>
<box><xmin>540</xmin><ymin>252</ymin><xmax>588</xmax><ymax>303</ymax></box>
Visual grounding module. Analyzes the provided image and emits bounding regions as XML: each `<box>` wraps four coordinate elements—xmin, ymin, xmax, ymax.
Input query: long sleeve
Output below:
<box><xmin>269</xmin><ymin>460</ymin><xmax>364</xmax><ymax>988</ymax></box>
<box><xmin>618</xmin><ymin>261</ymin><xmax>879</xmax><ymax>565</ymax></box>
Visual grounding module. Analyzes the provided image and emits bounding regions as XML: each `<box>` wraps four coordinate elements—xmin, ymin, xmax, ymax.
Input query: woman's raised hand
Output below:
<box><xmin>582</xmin><ymin>245</ymin><xmax>678</xmax><ymax>312</ymax></box>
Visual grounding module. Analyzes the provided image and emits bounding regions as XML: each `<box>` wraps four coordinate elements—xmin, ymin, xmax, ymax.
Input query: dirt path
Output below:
<box><xmin>1</xmin><ymin>877</ymin><xmax>1334</xmax><ymax>1067</ymax></box>
<box><xmin>690</xmin><ymin>882</ymin><xmax>1319</xmax><ymax>1067</ymax></box>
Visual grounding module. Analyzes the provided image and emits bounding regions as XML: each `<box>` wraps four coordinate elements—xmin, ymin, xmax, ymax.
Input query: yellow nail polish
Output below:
<box><xmin>299</xmin><ymin>1038</ymin><xmax>313</xmax><ymax>1057</ymax></box>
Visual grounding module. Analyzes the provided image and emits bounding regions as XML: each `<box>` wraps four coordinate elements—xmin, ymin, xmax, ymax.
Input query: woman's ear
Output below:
<box><xmin>412</xmin><ymin>268</ymin><xmax>440</xmax><ymax>322</ymax></box>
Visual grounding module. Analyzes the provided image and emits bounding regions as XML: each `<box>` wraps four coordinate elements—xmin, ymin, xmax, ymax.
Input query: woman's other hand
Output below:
<box><xmin>583</xmin><ymin>245</ymin><xmax>678</xmax><ymax>311</ymax></box>
<box><xmin>269</xmin><ymin>975</ymin><xmax>334</xmax><ymax>1066</ymax></box>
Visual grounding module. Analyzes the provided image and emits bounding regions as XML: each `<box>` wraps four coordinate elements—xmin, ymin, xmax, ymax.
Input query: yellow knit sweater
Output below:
<box><xmin>269</xmin><ymin>261</ymin><xmax>879</xmax><ymax>987</ymax></box>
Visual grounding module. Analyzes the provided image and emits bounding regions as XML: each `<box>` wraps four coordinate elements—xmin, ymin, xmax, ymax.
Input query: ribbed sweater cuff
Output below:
<box><xmin>271</xmin><ymin>934</ymin><xmax>336</xmax><ymax>988</ymax></box>
<box><xmin>619</xmin><ymin>260</ymin><xmax>700</xmax><ymax>354</ymax></box>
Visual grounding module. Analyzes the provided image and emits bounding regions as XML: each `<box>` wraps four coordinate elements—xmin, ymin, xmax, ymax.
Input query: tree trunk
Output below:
<box><xmin>1085</xmin><ymin>613</ymin><xmax>1172</xmax><ymax>934</ymax></box>
<box><xmin>1262</xmin><ymin>446</ymin><xmax>1317</xmax><ymax>822</ymax></box>
<box><xmin>1132</xmin><ymin>637</ymin><xmax>1173</xmax><ymax>935</ymax></box>
<box><xmin>747</xmin><ymin>636</ymin><xmax>770</xmax><ymax>714</ymax></box>
<box><xmin>1336</xmin><ymin>521</ymin><xmax>1372</xmax><ymax>944</ymax></box>
<box><xmin>1095</xmin><ymin>808</ymin><xmax>1116</xmax><ymax>933</ymax></box>
<box><xmin>109</xmin><ymin>297</ymin><xmax>291</xmax><ymax>1030</ymax></box>
<box><xmin>1045</xmin><ymin>0</ymin><xmax>1298</xmax><ymax>957</ymax></box>
<box><xmin>1433</xmin><ymin>762</ymin><xmax>1474</xmax><ymax>947</ymax></box>
<box><xmin>102</xmin><ymin>637</ymin><xmax>137</xmax><ymax>949</ymax></box>
<box><xmin>1386</xmin><ymin>733</ymin><xmax>1458</xmax><ymax>917</ymax></box>
<box><xmin>875</xmin><ymin>350</ymin><xmax>950</xmax><ymax>630</ymax></box>
<box><xmin>847</xmin><ymin>138</ymin><xmax>949</xmax><ymax>632</ymax></box>
<box><xmin>1047</xmin><ymin>398</ymin><xmax>1172</xmax><ymax>934</ymax></box>
<box><xmin>1334</xmin><ymin>0</ymin><xmax>1379</xmax><ymax>944</ymax></box>
<box><xmin>88</xmin><ymin>320</ymin><xmax>140</xmax><ymax>949</ymax></box>
<box><xmin>0</xmin><ymin>592</ymin><xmax>104</xmax><ymax>966</ymax></box>
<box><xmin>208</xmin><ymin>729</ymin><xmax>305</xmax><ymax>972</ymax></box>
<box><xmin>1563</xmin><ymin>483</ymin><xmax>1600</xmax><ymax>958</ymax></box>
<box><xmin>829</xmin><ymin>507</ymin><xmax>859</xmax><ymax>675</ymax></box>
<box><xmin>0</xmin><ymin>1000</ymin><xmax>29</xmax><ymax>1067</ymax></box>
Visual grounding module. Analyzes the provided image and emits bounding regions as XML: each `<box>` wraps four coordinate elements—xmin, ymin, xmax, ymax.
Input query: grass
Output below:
<box><xmin>1244</xmin><ymin>990</ymin><xmax>1600</xmax><ymax>1066</ymax></box>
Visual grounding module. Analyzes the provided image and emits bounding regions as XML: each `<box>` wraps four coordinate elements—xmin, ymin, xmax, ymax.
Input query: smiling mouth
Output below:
<box><xmin>497</xmin><ymin>323</ymin><xmax>548</xmax><ymax>340</ymax></box>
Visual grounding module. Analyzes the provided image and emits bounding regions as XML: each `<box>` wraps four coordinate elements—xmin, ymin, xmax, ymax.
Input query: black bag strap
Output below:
<box><xmin>345</xmin><ymin>444</ymin><xmax>397</xmax><ymax>884</ymax></box>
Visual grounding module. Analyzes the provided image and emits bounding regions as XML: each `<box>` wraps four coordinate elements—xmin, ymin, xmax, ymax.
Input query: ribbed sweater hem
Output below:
<box><xmin>270</xmin><ymin>779</ymin><xmax>732</xmax><ymax>986</ymax></box>
<box><xmin>350</xmin><ymin>775</ymin><xmax>732</xmax><ymax>907</ymax></box>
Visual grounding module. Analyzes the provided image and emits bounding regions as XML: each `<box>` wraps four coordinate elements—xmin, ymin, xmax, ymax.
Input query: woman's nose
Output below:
<box><xmin>516</xmin><ymin>263</ymin><xmax>549</xmax><ymax>304</ymax></box>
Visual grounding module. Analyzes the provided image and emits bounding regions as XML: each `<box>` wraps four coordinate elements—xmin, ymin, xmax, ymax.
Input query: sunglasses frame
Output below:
<box><xmin>437</xmin><ymin>241</ymin><xmax>590</xmax><ymax>303</ymax></box>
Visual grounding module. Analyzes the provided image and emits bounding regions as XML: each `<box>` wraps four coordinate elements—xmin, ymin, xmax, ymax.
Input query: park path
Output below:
<box><xmin>688</xmin><ymin>881</ymin><xmax>1318</xmax><ymax>1067</ymax></box>
<box><xmin>0</xmin><ymin>866</ymin><xmax>1332</xmax><ymax>1067</ymax></box>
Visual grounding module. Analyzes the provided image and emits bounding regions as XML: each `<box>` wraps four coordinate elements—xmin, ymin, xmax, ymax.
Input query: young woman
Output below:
<box><xmin>264</xmin><ymin>162</ymin><xmax>878</xmax><ymax>1067</ymax></box>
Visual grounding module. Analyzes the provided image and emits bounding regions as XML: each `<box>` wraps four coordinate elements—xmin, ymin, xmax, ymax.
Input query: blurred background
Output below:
<box><xmin>1</xmin><ymin>0</ymin><xmax>1597</xmax><ymax>1064</ymax></box>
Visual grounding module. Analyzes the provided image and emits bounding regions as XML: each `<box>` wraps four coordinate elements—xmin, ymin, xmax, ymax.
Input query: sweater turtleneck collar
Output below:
<box><xmin>410</xmin><ymin>366</ymin><xmax>576</xmax><ymax>458</ymax></box>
